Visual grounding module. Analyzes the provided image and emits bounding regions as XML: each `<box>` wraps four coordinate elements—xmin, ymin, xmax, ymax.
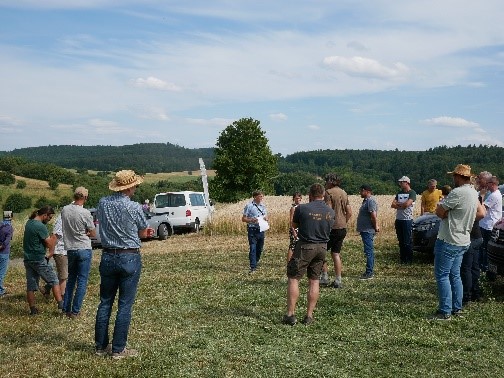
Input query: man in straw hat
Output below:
<box><xmin>430</xmin><ymin>164</ymin><xmax>485</xmax><ymax>320</ymax></box>
<box><xmin>94</xmin><ymin>170</ymin><xmax>153</xmax><ymax>359</ymax></box>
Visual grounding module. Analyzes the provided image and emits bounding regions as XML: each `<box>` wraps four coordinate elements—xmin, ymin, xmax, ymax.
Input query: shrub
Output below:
<box><xmin>4</xmin><ymin>193</ymin><xmax>32</xmax><ymax>213</ymax></box>
<box><xmin>48</xmin><ymin>179</ymin><xmax>59</xmax><ymax>190</ymax></box>
<box><xmin>34</xmin><ymin>196</ymin><xmax>59</xmax><ymax>209</ymax></box>
<box><xmin>0</xmin><ymin>171</ymin><xmax>15</xmax><ymax>186</ymax></box>
<box><xmin>16</xmin><ymin>180</ymin><xmax>27</xmax><ymax>189</ymax></box>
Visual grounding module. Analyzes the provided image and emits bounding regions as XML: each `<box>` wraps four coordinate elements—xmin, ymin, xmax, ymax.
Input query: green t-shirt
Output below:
<box><xmin>23</xmin><ymin>219</ymin><xmax>49</xmax><ymax>261</ymax></box>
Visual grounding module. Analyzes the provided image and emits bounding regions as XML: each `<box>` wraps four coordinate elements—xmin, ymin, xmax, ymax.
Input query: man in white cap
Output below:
<box><xmin>0</xmin><ymin>211</ymin><xmax>14</xmax><ymax>297</ymax></box>
<box><xmin>391</xmin><ymin>176</ymin><xmax>416</xmax><ymax>264</ymax></box>
<box><xmin>431</xmin><ymin>164</ymin><xmax>485</xmax><ymax>320</ymax></box>
<box><xmin>94</xmin><ymin>170</ymin><xmax>153</xmax><ymax>359</ymax></box>
<box><xmin>60</xmin><ymin>186</ymin><xmax>95</xmax><ymax>319</ymax></box>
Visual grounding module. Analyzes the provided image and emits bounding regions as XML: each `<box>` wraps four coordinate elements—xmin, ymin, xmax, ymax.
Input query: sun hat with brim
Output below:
<box><xmin>447</xmin><ymin>164</ymin><xmax>473</xmax><ymax>177</ymax></box>
<box><xmin>109</xmin><ymin>170</ymin><xmax>144</xmax><ymax>191</ymax></box>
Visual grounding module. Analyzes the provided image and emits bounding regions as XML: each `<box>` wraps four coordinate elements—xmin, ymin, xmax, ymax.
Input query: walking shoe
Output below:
<box><xmin>95</xmin><ymin>344</ymin><xmax>112</xmax><ymax>357</ymax></box>
<box><xmin>359</xmin><ymin>272</ymin><xmax>374</xmax><ymax>280</ymax></box>
<box><xmin>66</xmin><ymin>312</ymin><xmax>80</xmax><ymax>319</ymax></box>
<box><xmin>319</xmin><ymin>275</ymin><xmax>330</xmax><ymax>286</ymax></box>
<box><xmin>428</xmin><ymin>310</ymin><xmax>451</xmax><ymax>321</ymax></box>
<box><xmin>331</xmin><ymin>281</ymin><xmax>343</xmax><ymax>289</ymax></box>
<box><xmin>302</xmin><ymin>316</ymin><xmax>314</xmax><ymax>325</ymax></box>
<box><xmin>111</xmin><ymin>348</ymin><xmax>138</xmax><ymax>360</ymax></box>
<box><xmin>29</xmin><ymin>306</ymin><xmax>39</xmax><ymax>316</ymax></box>
<box><xmin>57</xmin><ymin>300</ymin><xmax>64</xmax><ymax>310</ymax></box>
<box><xmin>452</xmin><ymin>309</ymin><xmax>465</xmax><ymax>318</ymax></box>
<box><xmin>282</xmin><ymin>314</ymin><xmax>297</xmax><ymax>326</ymax></box>
<box><xmin>249</xmin><ymin>268</ymin><xmax>256</xmax><ymax>274</ymax></box>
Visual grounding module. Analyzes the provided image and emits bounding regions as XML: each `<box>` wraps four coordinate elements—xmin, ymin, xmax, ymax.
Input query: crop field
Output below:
<box><xmin>2</xmin><ymin>194</ymin><xmax>504</xmax><ymax>377</ymax></box>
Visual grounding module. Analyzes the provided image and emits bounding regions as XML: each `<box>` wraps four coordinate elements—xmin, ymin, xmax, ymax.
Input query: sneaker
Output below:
<box><xmin>319</xmin><ymin>276</ymin><xmax>330</xmax><ymax>286</ymax></box>
<box><xmin>111</xmin><ymin>348</ymin><xmax>138</xmax><ymax>360</ymax></box>
<box><xmin>95</xmin><ymin>344</ymin><xmax>112</xmax><ymax>357</ymax></box>
<box><xmin>360</xmin><ymin>273</ymin><xmax>374</xmax><ymax>280</ymax></box>
<box><xmin>331</xmin><ymin>281</ymin><xmax>343</xmax><ymax>289</ymax></box>
<box><xmin>429</xmin><ymin>311</ymin><xmax>451</xmax><ymax>321</ymax></box>
<box><xmin>66</xmin><ymin>312</ymin><xmax>80</xmax><ymax>319</ymax></box>
<box><xmin>282</xmin><ymin>314</ymin><xmax>297</xmax><ymax>326</ymax></box>
<box><xmin>302</xmin><ymin>316</ymin><xmax>314</xmax><ymax>325</ymax></box>
<box><xmin>452</xmin><ymin>309</ymin><xmax>464</xmax><ymax>318</ymax></box>
<box><xmin>29</xmin><ymin>307</ymin><xmax>39</xmax><ymax>316</ymax></box>
<box><xmin>249</xmin><ymin>268</ymin><xmax>256</xmax><ymax>274</ymax></box>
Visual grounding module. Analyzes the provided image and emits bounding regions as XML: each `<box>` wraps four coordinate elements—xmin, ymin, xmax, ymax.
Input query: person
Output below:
<box><xmin>283</xmin><ymin>183</ymin><xmax>335</xmax><ymax>326</ymax></box>
<box><xmin>420</xmin><ymin>179</ymin><xmax>443</xmax><ymax>215</ymax></box>
<box><xmin>356</xmin><ymin>185</ymin><xmax>379</xmax><ymax>280</ymax></box>
<box><xmin>23</xmin><ymin>206</ymin><xmax>64</xmax><ymax>315</ymax></box>
<box><xmin>431</xmin><ymin>164</ymin><xmax>484</xmax><ymax>320</ymax></box>
<box><xmin>0</xmin><ymin>211</ymin><xmax>14</xmax><ymax>297</ymax></box>
<box><xmin>479</xmin><ymin>175</ymin><xmax>502</xmax><ymax>272</ymax></box>
<box><xmin>461</xmin><ymin>191</ymin><xmax>485</xmax><ymax>306</ymax></box>
<box><xmin>142</xmin><ymin>199</ymin><xmax>150</xmax><ymax>212</ymax></box>
<box><xmin>242</xmin><ymin>190</ymin><xmax>268</xmax><ymax>273</ymax></box>
<box><xmin>391</xmin><ymin>176</ymin><xmax>416</xmax><ymax>264</ymax></box>
<box><xmin>319</xmin><ymin>173</ymin><xmax>352</xmax><ymax>288</ymax></box>
<box><xmin>95</xmin><ymin>170</ymin><xmax>153</xmax><ymax>359</ymax></box>
<box><xmin>287</xmin><ymin>192</ymin><xmax>302</xmax><ymax>263</ymax></box>
<box><xmin>61</xmin><ymin>187</ymin><xmax>96</xmax><ymax>319</ymax></box>
<box><xmin>51</xmin><ymin>213</ymin><xmax>68</xmax><ymax>298</ymax></box>
<box><xmin>439</xmin><ymin>185</ymin><xmax>452</xmax><ymax>203</ymax></box>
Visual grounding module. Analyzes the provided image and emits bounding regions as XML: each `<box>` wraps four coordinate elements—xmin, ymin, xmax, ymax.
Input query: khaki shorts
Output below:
<box><xmin>287</xmin><ymin>241</ymin><xmax>327</xmax><ymax>280</ymax></box>
<box><xmin>53</xmin><ymin>254</ymin><xmax>68</xmax><ymax>280</ymax></box>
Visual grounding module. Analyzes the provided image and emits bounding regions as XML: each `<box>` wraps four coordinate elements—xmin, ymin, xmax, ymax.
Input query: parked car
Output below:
<box><xmin>152</xmin><ymin>191</ymin><xmax>214</xmax><ymax>233</ymax></box>
<box><xmin>487</xmin><ymin>218</ymin><xmax>504</xmax><ymax>279</ymax></box>
<box><xmin>412</xmin><ymin>213</ymin><xmax>441</xmax><ymax>254</ymax></box>
<box><xmin>89</xmin><ymin>208</ymin><xmax>173</xmax><ymax>248</ymax></box>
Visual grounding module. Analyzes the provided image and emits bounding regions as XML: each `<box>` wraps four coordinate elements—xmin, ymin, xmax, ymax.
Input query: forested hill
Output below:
<box><xmin>2</xmin><ymin>143</ymin><xmax>215</xmax><ymax>173</ymax></box>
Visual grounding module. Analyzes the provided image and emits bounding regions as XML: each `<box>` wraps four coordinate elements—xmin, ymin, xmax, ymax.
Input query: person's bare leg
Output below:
<box><xmin>59</xmin><ymin>279</ymin><xmax>67</xmax><ymax>298</ymax></box>
<box><xmin>51</xmin><ymin>284</ymin><xmax>63</xmax><ymax>302</ymax></box>
<box><xmin>306</xmin><ymin>279</ymin><xmax>320</xmax><ymax>318</ymax></box>
<box><xmin>332</xmin><ymin>253</ymin><xmax>342</xmax><ymax>284</ymax></box>
<box><xmin>287</xmin><ymin>278</ymin><xmax>300</xmax><ymax>315</ymax></box>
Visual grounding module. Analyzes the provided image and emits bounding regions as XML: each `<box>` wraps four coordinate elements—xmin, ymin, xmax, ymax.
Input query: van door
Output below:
<box><xmin>188</xmin><ymin>192</ymin><xmax>211</xmax><ymax>228</ymax></box>
<box><xmin>154</xmin><ymin>193</ymin><xmax>188</xmax><ymax>229</ymax></box>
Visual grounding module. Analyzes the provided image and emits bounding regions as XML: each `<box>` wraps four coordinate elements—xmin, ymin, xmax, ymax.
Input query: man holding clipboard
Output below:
<box><xmin>242</xmin><ymin>190</ymin><xmax>269</xmax><ymax>273</ymax></box>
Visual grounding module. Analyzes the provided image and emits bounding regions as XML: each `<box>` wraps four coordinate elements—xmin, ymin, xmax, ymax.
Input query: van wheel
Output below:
<box><xmin>158</xmin><ymin>224</ymin><xmax>169</xmax><ymax>240</ymax></box>
<box><xmin>194</xmin><ymin>220</ymin><xmax>200</xmax><ymax>233</ymax></box>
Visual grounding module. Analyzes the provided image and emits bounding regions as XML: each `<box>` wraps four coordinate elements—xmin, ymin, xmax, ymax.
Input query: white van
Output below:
<box><xmin>153</xmin><ymin>191</ymin><xmax>213</xmax><ymax>232</ymax></box>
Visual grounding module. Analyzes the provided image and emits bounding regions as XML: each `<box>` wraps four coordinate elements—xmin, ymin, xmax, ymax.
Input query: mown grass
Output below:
<box><xmin>1</xmin><ymin>232</ymin><xmax>504</xmax><ymax>378</ymax></box>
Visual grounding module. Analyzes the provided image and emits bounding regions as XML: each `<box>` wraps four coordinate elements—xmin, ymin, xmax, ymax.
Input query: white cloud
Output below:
<box><xmin>132</xmin><ymin>77</ymin><xmax>181</xmax><ymax>92</ymax></box>
<box><xmin>322</xmin><ymin>56</ymin><xmax>410</xmax><ymax>80</ymax></box>
<box><xmin>184</xmin><ymin>118</ymin><xmax>234</xmax><ymax>127</ymax></box>
<box><xmin>307</xmin><ymin>124</ymin><xmax>320</xmax><ymax>130</ymax></box>
<box><xmin>421</xmin><ymin>116</ymin><xmax>484</xmax><ymax>132</ymax></box>
<box><xmin>269</xmin><ymin>113</ymin><xmax>288</xmax><ymax>121</ymax></box>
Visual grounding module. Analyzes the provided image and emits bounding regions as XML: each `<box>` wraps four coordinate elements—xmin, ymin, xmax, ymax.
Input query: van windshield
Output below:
<box><xmin>155</xmin><ymin>194</ymin><xmax>186</xmax><ymax>207</ymax></box>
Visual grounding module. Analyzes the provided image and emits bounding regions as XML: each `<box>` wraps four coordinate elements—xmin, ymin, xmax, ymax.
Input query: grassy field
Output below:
<box><xmin>2</xmin><ymin>225</ymin><xmax>504</xmax><ymax>377</ymax></box>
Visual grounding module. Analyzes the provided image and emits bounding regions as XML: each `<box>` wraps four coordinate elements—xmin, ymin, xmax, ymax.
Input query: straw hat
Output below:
<box><xmin>109</xmin><ymin>170</ymin><xmax>144</xmax><ymax>191</ymax></box>
<box><xmin>447</xmin><ymin>164</ymin><xmax>473</xmax><ymax>178</ymax></box>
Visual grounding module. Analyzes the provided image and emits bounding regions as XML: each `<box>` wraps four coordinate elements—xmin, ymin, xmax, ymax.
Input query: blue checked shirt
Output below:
<box><xmin>97</xmin><ymin>193</ymin><xmax>149</xmax><ymax>249</ymax></box>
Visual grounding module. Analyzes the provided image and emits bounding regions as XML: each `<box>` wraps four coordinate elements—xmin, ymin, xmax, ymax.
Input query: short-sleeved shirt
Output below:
<box><xmin>438</xmin><ymin>184</ymin><xmax>478</xmax><ymax>246</ymax></box>
<box><xmin>326</xmin><ymin>186</ymin><xmax>350</xmax><ymax>229</ymax></box>
<box><xmin>23</xmin><ymin>219</ymin><xmax>49</xmax><ymax>261</ymax></box>
<box><xmin>421</xmin><ymin>189</ymin><xmax>443</xmax><ymax>213</ymax></box>
<box><xmin>61</xmin><ymin>203</ymin><xmax>95</xmax><ymax>250</ymax></box>
<box><xmin>479</xmin><ymin>189</ymin><xmax>503</xmax><ymax>231</ymax></box>
<box><xmin>0</xmin><ymin>222</ymin><xmax>13</xmax><ymax>255</ymax></box>
<box><xmin>293</xmin><ymin>200</ymin><xmax>335</xmax><ymax>243</ymax></box>
<box><xmin>356</xmin><ymin>196</ymin><xmax>378</xmax><ymax>233</ymax></box>
<box><xmin>97</xmin><ymin>193</ymin><xmax>149</xmax><ymax>249</ymax></box>
<box><xmin>52</xmin><ymin>214</ymin><xmax>67</xmax><ymax>256</ymax></box>
<box><xmin>395</xmin><ymin>189</ymin><xmax>417</xmax><ymax>220</ymax></box>
<box><xmin>242</xmin><ymin>201</ymin><xmax>267</xmax><ymax>229</ymax></box>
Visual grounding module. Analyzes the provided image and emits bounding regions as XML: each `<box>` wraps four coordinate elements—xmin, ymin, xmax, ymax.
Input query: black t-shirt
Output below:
<box><xmin>293</xmin><ymin>200</ymin><xmax>335</xmax><ymax>243</ymax></box>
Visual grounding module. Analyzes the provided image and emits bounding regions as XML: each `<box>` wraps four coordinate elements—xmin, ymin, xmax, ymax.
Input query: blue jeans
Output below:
<box><xmin>479</xmin><ymin>227</ymin><xmax>492</xmax><ymax>272</ymax></box>
<box><xmin>461</xmin><ymin>237</ymin><xmax>483</xmax><ymax>303</ymax></box>
<box><xmin>360</xmin><ymin>231</ymin><xmax>375</xmax><ymax>275</ymax></box>
<box><xmin>434</xmin><ymin>239</ymin><xmax>469</xmax><ymax>315</ymax></box>
<box><xmin>95</xmin><ymin>252</ymin><xmax>142</xmax><ymax>353</ymax></box>
<box><xmin>64</xmin><ymin>249</ymin><xmax>92</xmax><ymax>315</ymax></box>
<box><xmin>0</xmin><ymin>253</ymin><xmax>9</xmax><ymax>295</ymax></box>
<box><xmin>395</xmin><ymin>219</ymin><xmax>413</xmax><ymax>263</ymax></box>
<box><xmin>247</xmin><ymin>227</ymin><xmax>265</xmax><ymax>270</ymax></box>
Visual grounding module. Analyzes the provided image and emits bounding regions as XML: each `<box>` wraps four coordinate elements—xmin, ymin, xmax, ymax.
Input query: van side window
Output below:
<box><xmin>189</xmin><ymin>193</ymin><xmax>205</xmax><ymax>206</ymax></box>
<box><xmin>173</xmin><ymin>194</ymin><xmax>186</xmax><ymax>207</ymax></box>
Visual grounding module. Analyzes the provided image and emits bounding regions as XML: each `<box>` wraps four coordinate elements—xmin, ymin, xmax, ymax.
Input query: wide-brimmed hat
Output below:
<box><xmin>109</xmin><ymin>170</ymin><xmax>144</xmax><ymax>191</ymax></box>
<box><xmin>447</xmin><ymin>164</ymin><xmax>473</xmax><ymax>177</ymax></box>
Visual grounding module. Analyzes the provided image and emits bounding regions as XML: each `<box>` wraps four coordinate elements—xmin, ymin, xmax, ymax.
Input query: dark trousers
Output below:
<box><xmin>247</xmin><ymin>227</ymin><xmax>265</xmax><ymax>270</ymax></box>
<box><xmin>461</xmin><ymin>237</ymin><xmax>482</xmax><ymax>303</ymax></box>
<box><xmin>395</xmin><ymin>219</ymin><xmax>413</xmax><ymax>264</ymax></box>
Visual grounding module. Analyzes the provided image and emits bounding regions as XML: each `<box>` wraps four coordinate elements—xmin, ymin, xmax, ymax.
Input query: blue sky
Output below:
<box><xmin>1</xmin><ymin>1</ymin><xmax>503</xmax><ymax>156</ymax></box>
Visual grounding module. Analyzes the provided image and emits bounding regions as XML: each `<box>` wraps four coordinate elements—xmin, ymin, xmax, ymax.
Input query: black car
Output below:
<box><xmin>412</xmin><ymin>213</ymin><xmax>441</xmax><ymax>254</ymax></box>
<box><xmin>487</xmin><ymin>218</ymin><xmax>504</xmax><ymax>279</ymax></box>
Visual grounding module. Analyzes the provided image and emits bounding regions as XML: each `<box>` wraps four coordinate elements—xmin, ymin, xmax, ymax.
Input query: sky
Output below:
<box><xmin>1</xmin><ymin>1</ymin><xmax>503</xmax><ymax>156</ymax></box>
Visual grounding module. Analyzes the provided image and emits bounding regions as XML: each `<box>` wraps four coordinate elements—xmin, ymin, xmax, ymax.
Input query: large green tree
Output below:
<box><xmin>210</xmin><ymin>118</ymin><xmax>278</xmax><ymax>202</ymax></box>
